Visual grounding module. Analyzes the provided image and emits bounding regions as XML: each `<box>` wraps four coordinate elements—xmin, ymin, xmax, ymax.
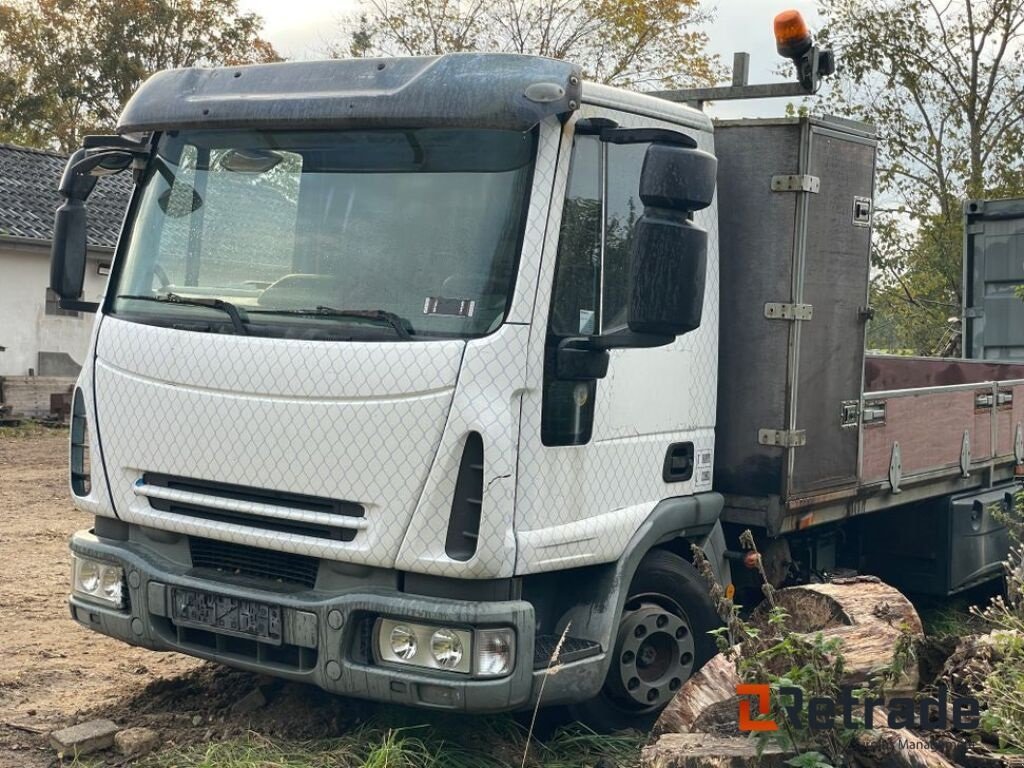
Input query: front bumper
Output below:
<box><xmin>69</xmin><ymin>530</ymin><xmax>537</xmax><ymax>712</ymax></box>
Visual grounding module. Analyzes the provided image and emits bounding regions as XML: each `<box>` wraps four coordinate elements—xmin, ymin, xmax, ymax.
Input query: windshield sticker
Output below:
<box><xmin>423</xmin><ymin>297</ymin><xmax>476</xmax><ymax>318</ymax></box>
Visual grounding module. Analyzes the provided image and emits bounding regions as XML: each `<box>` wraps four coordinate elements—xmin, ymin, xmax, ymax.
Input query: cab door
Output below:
<box><xmin>514</xmin><ymin>105</ymin><xmax>719</xmax><ymax>575</ymax></box>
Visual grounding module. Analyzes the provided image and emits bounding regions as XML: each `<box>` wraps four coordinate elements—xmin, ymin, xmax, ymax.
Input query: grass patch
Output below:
<box><xmin>140</xmin><ymin>720</ymin><xmax>643</xmax><ymax>768</ymax></box>
<box><xmin>0</xmin><ymin>421</ymin><xmax>67</xmax><ymax>439</ymax></box>
<box><xmin>917</xmin><ymin>590</ymin><xmax>995</xmax><ymax>638</ymax></box>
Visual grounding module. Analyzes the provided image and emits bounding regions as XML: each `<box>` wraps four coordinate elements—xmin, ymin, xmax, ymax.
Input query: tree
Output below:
<box><xmin>0</xmin><ymin>0</ymin><xmax>279</xmax><ymax>151</ymax></box>
<box><xmin>818</xmin><ymin>0</ymin><xmax>1024</xmax><ymax>354</ymax></box>
<box><xmin>333</xmin><ymin>0</ymin><xmax>722</xmax><ymax>90</ymax></box>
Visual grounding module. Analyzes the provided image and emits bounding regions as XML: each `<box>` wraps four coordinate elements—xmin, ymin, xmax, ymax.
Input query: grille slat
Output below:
<box><xmin>189</xmin><ymin>537</ymin><xmax>319</xmax><ymax>588</ymax></box>
<box><xmin>142</xmin><ymin>473</ymin><xmax>364</xmax><ymax>542</ymax></box>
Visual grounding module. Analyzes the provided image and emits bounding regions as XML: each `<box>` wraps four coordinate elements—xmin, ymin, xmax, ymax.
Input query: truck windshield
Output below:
<box><xmin>109</xmin><ymin>128</ymin><xmax>537</xmax><ymax>339</ymax></box>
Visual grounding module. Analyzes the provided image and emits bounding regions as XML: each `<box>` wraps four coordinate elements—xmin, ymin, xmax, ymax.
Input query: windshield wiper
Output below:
<box><xmin>250</xmin><ymin>306</ymin><xmax>413</xmax><ymax>340</ymax></box>
<box><xmin>116</xmin><ymin>293</ymin><xmax>249</xmax><ymax>335</ymax></box>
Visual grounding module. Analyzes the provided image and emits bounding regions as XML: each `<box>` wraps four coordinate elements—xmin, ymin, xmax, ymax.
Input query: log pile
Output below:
<box><xmin>644</xmin><ymin>577</ymin><xmax>972</xmax><ymax>768</ymax></box>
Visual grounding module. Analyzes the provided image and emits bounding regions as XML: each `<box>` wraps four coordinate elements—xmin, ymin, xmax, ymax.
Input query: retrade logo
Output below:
<box><xmin>736</xmin><ymin>684</ymin><xmax>980</xmax><ymax>732</ymax></box>
<box><xmin>736</xmin><ymin>684</ymin><xmax>778</xmax><ymax>731</ymax></box>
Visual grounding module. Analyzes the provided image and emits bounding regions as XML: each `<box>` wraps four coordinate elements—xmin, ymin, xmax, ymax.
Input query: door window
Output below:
<box><xmin>542</xmin><ymin>128</ymin><xmax>648</xmax><ymax>447</ymax></box>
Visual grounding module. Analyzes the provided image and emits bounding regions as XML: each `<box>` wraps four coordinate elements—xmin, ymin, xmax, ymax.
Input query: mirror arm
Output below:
<box><xmin>599</xmin><ymin>127</ymin><xmax>698</xmax><ymax>149</ymax></box>
<box><xmin>584</xmin><ymin>329</ymin><xmax>674</xmax><ymax>351</ymax></box>
<box><xmin>82</xmin><ymin>134</ymin><xmax>149</xmax><ymax>151</ymax></box>
<box><xmin>60</xmin><ymin>299</ymin><xmax>100</xmax><ymax>313</ymax></box>
<box><xmin>555</xmin><ymin>337</ymin><xmax>610</xmax><ymax>381</ymax></box>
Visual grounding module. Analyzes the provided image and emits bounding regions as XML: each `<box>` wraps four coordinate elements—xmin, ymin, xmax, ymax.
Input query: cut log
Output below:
<box><xmin>652</xmin><ymin>577</ymin><xmax>924</xmax><ymax>739</ymax></box>
<box><xmin>652</xmin><ymin>654</ymin><xmax>741</xmax><ymax>738</ymax></box>
<box><xmin>841</xmin><ymin>707</ymin><xmax>959</xmax><ymax>768</ymax></box>
<box><xmin>641</xmin><ymin>734</ymin><xmax>791</xmax><ymax>768</ymax></box>
<box><xmin>764</xmin><ymin>576</ymin><xmax>923</xmax><ymax>635</ymax></box>
<box><xmin>849</xmin><ymin>728</ymin><xmax>957</xmax><ymax>768</ymax></box>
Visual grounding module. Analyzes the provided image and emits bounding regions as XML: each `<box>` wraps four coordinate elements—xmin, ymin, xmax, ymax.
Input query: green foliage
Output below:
<box><xmin>816</xmin><ymin>0</ymin><xmax>1024</xmax><ymax>354</ymax></box>
<box><xmin>330</xmin><ymin>0</ymin><xmax>724</xmax><ymax>90</ymax></box>
<box><xmin>0</xmin><ymin>0</ymin><xmax>280</xmax><ymax>151</ymax></box>
<box><xmin>972</xmin><ymin>484</ymin><xmax>1024</xmax><ymax>750</ymax></box>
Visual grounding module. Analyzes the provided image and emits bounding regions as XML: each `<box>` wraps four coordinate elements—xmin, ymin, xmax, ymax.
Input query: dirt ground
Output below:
<box><xmin>0</xmin><ymin>429</ymin><xmax>365</xmax><ymax>768</ymax></box>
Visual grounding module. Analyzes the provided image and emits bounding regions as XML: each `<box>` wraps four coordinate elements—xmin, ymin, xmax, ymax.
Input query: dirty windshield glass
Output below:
<box><xmin>109</xmin><ymin>128</ymin><xmax>537</xmax><ymax>339</ymax></box>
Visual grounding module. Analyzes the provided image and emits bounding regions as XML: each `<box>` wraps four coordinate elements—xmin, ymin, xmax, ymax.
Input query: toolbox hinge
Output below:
<box><xmin>771</xmin><ymin>174</ymin><xmax>821</xmax><ymax>193</ymax></box>
<box><xmin>764</xmin><ymin>302</ymin><xmax>813</xmax><ymax>321</ymax></box>
<box><xmin>758</xmin><ymin>428</ymin><xmax>807</xmax><ymax>448</ymax></box>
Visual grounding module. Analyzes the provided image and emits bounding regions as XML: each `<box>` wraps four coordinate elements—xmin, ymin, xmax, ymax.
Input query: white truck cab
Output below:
<box><xmin>56</xmin><ymin>54</ymin><xmax>725</xmax><ymax>729</ymax></box>
<box><xmin>53</xmin><ymin>50</ymin><xmax>1024</xmax><ymax>730</ymax></box>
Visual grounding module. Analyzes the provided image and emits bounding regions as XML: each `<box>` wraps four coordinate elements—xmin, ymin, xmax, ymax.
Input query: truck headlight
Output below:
<box><xmin>475</xmin><ymin>628</ymin><xmax>515</xmax><ymax>677</ymax></box>
<box><xmin>389</xmin><ymin>624</ymin><xmax>418</xmax><ymax>660</ymax></box>
<box><xmin>375</xmin><ymin>618</ymin><xmax>514</xmax><ymax>677</ymax></box>
<box><xmin>72</xmin><ymin>555</ymin><xmax>125</xmax><ymax>608</ymax></box>
<box><xmin>430</xmin><ymin>628</ymin><xmax>464</xmax><ymax>669</ymax></box>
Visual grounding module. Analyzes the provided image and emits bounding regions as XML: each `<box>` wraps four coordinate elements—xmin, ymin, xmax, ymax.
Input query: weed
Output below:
<box><xmin>971</xmin><ymin>483</ymin><xmax>1024</xmax><ymax>750</ymax></box>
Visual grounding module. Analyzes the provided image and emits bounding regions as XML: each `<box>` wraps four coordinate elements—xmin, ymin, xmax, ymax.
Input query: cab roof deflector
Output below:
<box><xmin>117</xmin><ymin>53</ymin><xmax>583</xmax><ymax>135</ymax></box>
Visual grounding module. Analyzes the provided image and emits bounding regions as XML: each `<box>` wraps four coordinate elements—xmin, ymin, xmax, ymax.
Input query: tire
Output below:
<box><xmin>567</xmin><ymin>548</ymin><xmax>721</xmax><ymax>732</ymax></box>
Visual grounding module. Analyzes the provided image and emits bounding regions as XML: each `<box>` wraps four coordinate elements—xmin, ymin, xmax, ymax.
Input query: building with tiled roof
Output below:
<box><xmin>0</xmin><ymin>144</ymin><xmax>131</xmax><ymax>378</ymax></box>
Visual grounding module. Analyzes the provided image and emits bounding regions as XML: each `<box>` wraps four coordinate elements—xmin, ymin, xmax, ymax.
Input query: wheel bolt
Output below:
<box><xmin>621</xmin><ymin>650</ymin><xmax>634</xmax><ymax>665</ymax></box>
<box><xmin>675</xmin><ymin>626</ymin><xmax>689</xmax><ymax>639</ymax></box>
<box><xmin>634</xmin><ymin>625</ymin><xmax>647</xmax><ymax>638</ymax></box>
<box><xmin>670</xmin><ymin>677</ymin><xmax>682</xmax><ymax>691</ymax></box>
<box><xmin>647</xmin><ymin>688</ymin><xmax>659</xmax><ymax>702</ymax></box>
<box><xmin>656</xmin><ymin>614</ymin><xmax>669</xmax><ymax>628</ymax></box>
<box><xmin>680</xmin><ymin>652</ymin><xmax>693</xmax><ymax>665</ymax></box>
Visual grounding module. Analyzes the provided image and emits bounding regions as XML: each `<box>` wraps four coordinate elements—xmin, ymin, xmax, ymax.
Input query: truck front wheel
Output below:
<box><xmin>569</xmin><ymin>549</ymin><xmax>721</xmax><ymax>731</ymax></box>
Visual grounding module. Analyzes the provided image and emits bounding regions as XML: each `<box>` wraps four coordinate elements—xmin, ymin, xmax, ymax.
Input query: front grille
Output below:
<box><xmin>142</xmin><ymin>473</ymin><xmax>364</xmax><ymax>542</ymax></box>
<box><xmin>189</xmin><ymin>537</ymin><xmax>319</xmax><ymax>588</ymax></box>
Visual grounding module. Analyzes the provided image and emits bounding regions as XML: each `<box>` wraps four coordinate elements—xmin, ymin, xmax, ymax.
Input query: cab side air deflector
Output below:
<box><xmin>117</xmin><ymin>53</ymin><xmax>583</xmax><ymax>134</ymax></box>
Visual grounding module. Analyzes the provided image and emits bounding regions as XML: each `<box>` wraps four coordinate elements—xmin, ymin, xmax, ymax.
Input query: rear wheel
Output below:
<box><xmin>568</xmin><ymin>549</ymin><xmax>720</xmax><ymax>732</ymax></box>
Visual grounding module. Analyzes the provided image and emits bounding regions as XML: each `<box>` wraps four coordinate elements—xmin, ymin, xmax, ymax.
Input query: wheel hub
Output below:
<box><xmin>611</xmin><ymin>601</ymin><xmax>696</xmax><ymax>710</ymax></box>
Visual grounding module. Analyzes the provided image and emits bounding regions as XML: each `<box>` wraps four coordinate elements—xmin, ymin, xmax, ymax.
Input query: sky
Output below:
<box><xmin>238</xmin><ymin>0</ymin><xmax>823</xmax><ymax>118</ymax></box>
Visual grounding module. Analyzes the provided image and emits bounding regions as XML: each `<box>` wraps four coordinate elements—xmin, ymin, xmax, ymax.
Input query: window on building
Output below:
<box><xmin>45</xmin><ymin>287</ymin><xmax>79</xmax><ymax>318</ymax></box>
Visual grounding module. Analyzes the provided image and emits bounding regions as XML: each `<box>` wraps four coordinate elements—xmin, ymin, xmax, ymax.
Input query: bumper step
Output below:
<box><xmin>533</xmin><ymin>635</ymin><xmax>601</xmax><ymax>669</ymax></box>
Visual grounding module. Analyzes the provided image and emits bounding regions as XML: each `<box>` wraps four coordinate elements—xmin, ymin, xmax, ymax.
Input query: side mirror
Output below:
<box><xmin>626</xmin><ymin>143</ymin><xmax>716</xmax><ymax>338</ymax></box>
<box><xmin>50</xmin><ymin>198</ymin><xmax>88</xmax><ymax>304</ymax></box>
<box><xmin>49</xmin><ymin>148</ymin><xmax>133</xmax><ymax>311</ymax></box>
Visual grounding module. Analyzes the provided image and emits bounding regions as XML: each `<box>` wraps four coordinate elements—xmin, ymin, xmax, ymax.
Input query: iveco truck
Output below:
<box><xmin>51</xmin><ymin>36</ymin><xmax>1024</xmax><ymax>729</ymax></box>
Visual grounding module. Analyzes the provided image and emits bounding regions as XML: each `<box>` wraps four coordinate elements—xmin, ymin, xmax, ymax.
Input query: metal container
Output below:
<box><xmin>963</xmin><ymin>198</ymin><xmax>1024</xmax><ymax>361</ymax></box>
<box><xmin>713</xmin><ymin>117</ymin><xmax>877</xmax><ymax>512</ymax></box>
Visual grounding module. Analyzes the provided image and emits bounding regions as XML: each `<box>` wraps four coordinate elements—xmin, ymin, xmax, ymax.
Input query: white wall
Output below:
<box><xmin>0</xmin><ymin>241</ymin><xmax>110</xmax><ymax>376</ymax></box>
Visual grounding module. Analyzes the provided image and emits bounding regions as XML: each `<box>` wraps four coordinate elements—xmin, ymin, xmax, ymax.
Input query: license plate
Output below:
<box><xmin>171</xmin><ymin>588</ymin><xmax>282</xmax><ymax>645</ymax></box>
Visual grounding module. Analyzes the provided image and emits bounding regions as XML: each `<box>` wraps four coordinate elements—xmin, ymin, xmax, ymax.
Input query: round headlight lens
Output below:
<box><xmin>100</xmin><ymin>567</ymin><xmax>122</xmax><ymax>601</ymax></box>
<box><xmin>389</xmin><ymin>625</ymin><xmax>417</xmax><ymax>660</ymax></box>
<box><xmin>78</xmin><ymin>560</ymin><xmax>100</xmax><ymax>593</ymax></box>
<box><xmin>430</xmin><ymin>628</ymin><xmax>464</xmax><ymax>669</ymax></box>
